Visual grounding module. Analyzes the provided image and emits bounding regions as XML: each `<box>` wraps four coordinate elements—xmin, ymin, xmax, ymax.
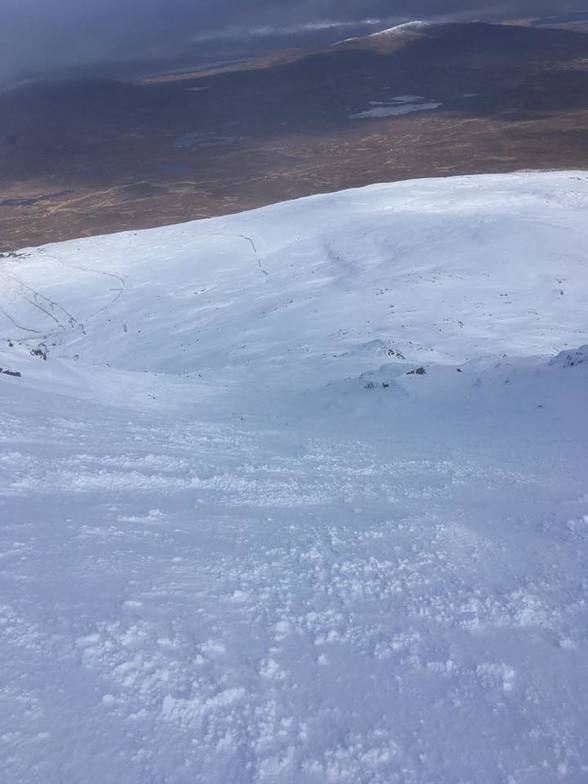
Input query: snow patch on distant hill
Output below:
<box><xmin>370</xmin><ymin>20</ymin><xmax>434</xmax><ymax>36</ymax></box>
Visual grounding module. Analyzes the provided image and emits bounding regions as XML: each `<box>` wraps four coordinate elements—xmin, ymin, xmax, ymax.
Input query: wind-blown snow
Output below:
<box><xmin>1</xmin><ymin>172</ymin><xmax>588</xmax><ymax>782</ymax></box>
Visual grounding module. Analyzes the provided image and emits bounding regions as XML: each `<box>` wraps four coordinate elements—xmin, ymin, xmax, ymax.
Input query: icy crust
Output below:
<box><xmin>1</xmin><ymin>172</ymin><xmax>588</xmax><ymax>783</ymax></box>
<box><xmin>549</xmin><ymin>344</ymin><xmax>588</xmax><ymax>369</ymax></box>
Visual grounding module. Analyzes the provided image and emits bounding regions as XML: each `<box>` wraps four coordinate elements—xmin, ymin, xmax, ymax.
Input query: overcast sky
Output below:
<box><xmin>0</xmin><ymin>0</ymin><xmax>583</xmax><ymax>83</ymax></box>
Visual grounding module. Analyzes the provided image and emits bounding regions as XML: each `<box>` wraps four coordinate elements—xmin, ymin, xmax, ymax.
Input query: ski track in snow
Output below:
<box><xmin>1</xmin><ymin>172</ymin><xmax>588</xmax><ymax>782</ymax></box>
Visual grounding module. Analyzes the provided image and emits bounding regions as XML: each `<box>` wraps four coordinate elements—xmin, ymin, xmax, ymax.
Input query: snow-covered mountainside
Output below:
<box><xmin>1</xmin><ymin>172</ymin><xmax>588</xmax><ymax>783</ymax></box>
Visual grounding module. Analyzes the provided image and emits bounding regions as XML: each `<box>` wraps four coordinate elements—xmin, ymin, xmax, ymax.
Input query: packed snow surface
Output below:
<box><xmin>1</xmin><ymin>172</ymin><xmax>588</xmax><ymax>783</ymax></box>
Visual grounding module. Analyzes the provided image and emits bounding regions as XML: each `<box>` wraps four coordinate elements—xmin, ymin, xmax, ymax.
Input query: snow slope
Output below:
<box><xmin>1</xmin><ymin>172</ymin><xmax>588</xmax><ymax>783</ymax></box>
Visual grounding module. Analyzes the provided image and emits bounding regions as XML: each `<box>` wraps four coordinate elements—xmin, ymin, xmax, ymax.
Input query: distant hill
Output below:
<box><xmin>1</xmin><ymin>22</ymin><xmax>588</xmax><ymax>249</ymax></box>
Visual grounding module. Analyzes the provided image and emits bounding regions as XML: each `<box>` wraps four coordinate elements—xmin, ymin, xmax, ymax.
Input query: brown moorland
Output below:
<box><xmin>1</xmin><ymin>22</ymin><xmax>588</xmax><ymax>251</ymax></box>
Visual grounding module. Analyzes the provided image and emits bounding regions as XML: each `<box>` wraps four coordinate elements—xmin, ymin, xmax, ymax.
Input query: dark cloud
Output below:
<box><xmin>0</xmin><ymin>0</ymin><xmax>584</xmax><ymax>83</ymax></box>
